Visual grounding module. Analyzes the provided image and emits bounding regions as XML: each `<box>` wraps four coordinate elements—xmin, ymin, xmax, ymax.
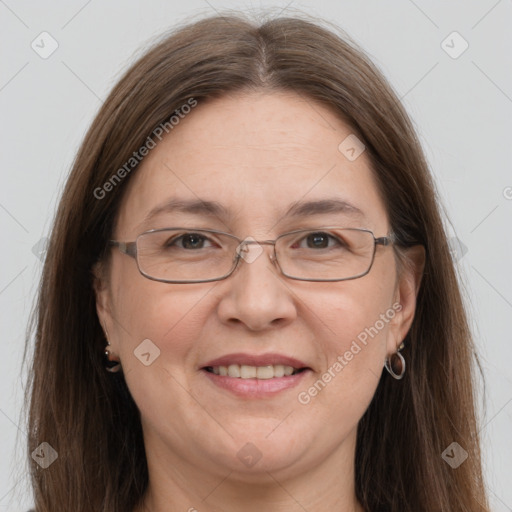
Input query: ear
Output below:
<box><xmin>387</xmin><ymin>245</ymin><xmax>426</xmax><ymax>354</ymax></box>
<box><xmin>92</xmin><ymin>261</ymin><xmax>114</xmax><ymax>344</ymax></box>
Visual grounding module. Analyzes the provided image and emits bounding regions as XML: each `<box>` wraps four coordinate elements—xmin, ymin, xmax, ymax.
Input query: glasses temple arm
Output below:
<box><xmin>109</xmin><ymin>240</ymin><xmax>137</xmax><ymax>258</ymax></box>
<box><xmin>375</xmin><ymin>232</ymin><xmax>397</xmax><ymax>246</ymax></box>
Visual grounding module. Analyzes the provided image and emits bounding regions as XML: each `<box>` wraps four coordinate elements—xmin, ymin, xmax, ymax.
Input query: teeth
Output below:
<box><xmin>256</xmin><ymin>366</ymin><xmax>274</xmax><ymax>379</ymax></box>
<box><xmin>208</xmin><ymin>364</ymin><xmax>300</xmax><ymax>379</ymax></box>
<box><xmin>240</xmin><ymin>365</ymin><xmax>257</xmax><ymax>378</ymax></box>
<box><xmin>273</xmin><ymin>365</ymin><xmax>285</xmax><ymax>378</ymax></box>
<box><xmin>228</xmin><ymin>364</ymin><xmax>241</xmax><ymax>377</ymax></box>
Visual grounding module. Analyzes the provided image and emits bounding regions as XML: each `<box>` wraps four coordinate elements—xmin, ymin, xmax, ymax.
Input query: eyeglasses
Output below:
<box><xmin>109</xmin><ymin>226</ymin><xmax>396</xmax><ymax>283</ymax></box>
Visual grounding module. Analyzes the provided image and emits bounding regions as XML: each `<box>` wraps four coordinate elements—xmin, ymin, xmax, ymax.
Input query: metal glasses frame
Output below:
<box><xmin>109</xmin><ymin>226</ymin><xmax>396</xmax><ymax>284</ymax></box>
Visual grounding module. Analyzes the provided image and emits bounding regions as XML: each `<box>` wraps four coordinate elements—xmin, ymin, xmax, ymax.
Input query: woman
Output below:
<box><xmin>26</xmin><ymin>13</ymin><xmax>490</xmax><ymax>512</ymax></box>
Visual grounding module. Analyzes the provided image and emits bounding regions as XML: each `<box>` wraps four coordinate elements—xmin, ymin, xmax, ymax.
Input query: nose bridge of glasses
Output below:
<box><xmin>235</xmin><ymin>238</ymin><xmax>277</xmax><ymax>265</ymax></box>
<box><xmin>239</xmin><ymin>239</ymin><xmax>275</xmax><ymax>247</ymax></box>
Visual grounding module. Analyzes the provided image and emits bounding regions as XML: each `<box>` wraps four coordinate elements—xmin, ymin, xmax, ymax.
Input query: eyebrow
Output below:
<box><xmin>286</xmin><ymin>198</ymin><xmax>366</xmax><ymax>219</ymax></box>
<box><xmin>141</xmin><ymin>197</ymin><xmax>367</xmax><ymax>226</ymax></box>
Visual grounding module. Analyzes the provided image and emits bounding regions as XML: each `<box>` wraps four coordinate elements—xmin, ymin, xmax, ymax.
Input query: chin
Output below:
<box><xmin>201</xmin><ymin>419</ymin><xmax>314</xmax><ymax>475</ymax></box>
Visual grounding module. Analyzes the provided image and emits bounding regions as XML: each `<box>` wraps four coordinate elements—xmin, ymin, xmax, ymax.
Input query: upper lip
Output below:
<box><xmin>202</xmin><ymin>352</ymin><xmax>310</xmax><ymax>369</ymax></box>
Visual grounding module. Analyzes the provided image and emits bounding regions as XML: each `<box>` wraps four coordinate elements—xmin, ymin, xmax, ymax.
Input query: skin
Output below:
<box><xmin>95</xmin><ymin>90</ymin><xmax>425</xmax><ymax>512</ymax></box>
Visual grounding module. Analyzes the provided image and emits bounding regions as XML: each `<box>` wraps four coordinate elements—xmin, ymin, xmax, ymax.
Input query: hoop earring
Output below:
<box><xmin>103</xmin><ymin>326</ymin><xmax>122</xmax><ymax>373</ymax></box>
<box><xmin>385</xmin><ymin>342</ymin><xmax>406</xmax><ymax>380</ymax></box>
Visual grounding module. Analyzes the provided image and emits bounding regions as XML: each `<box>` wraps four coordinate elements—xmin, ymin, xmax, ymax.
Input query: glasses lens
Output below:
<box><xmin>134</xmin><ymin>227</ymin><xmax>376</xmax><ymax>283</ymax></box>
<box><xmin>136</xmin><ymin>229</ymin><xmax>237</xmax><ymax>282</ymax></box>
<box><xmin>276</xmin><ymin>228</ymin><xmax>375</xmax><ymax>281</ymax></box>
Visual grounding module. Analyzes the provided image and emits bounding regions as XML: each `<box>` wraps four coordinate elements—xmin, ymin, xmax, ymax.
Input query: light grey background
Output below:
<box><xmin>1</xmin><ymin>1</ymin><xmax>511</xmax><ymax>510</ymax></box>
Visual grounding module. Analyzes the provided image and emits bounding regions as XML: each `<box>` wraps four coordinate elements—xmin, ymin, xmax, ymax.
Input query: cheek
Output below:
<box><xmin>296</xmin><ymin>319</ymin><xmax>388</xmax><ymax>445</ymax></box>
<box><xmin>313</xmin><ymin>269</ymin><xmax>396</xmax><ymax>357</ymax></box>
<box><xmin>109</xmin><ymin>272</ymin><xmax>213</xmax><ymax>372</ymax></box>
<box><xmin>297</xmin><ymin>271</ymin><xmax>396</xmax><ymax>417</ymax></box>
<box><xmin>109</xmin><ymin>281</ymin><xmax>214</xmax><ymax>431</ymax></box>
<box><xmin>314</xmin><ymin>293</ymin><xmax>391</xmax><ymax>388</ymax></box>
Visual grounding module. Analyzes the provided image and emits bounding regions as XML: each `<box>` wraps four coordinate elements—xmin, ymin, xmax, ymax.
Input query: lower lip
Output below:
<box><xmin>201</xmin><ymin>369</ymin><xmax>311</xmax><ymax>398</ymax></box>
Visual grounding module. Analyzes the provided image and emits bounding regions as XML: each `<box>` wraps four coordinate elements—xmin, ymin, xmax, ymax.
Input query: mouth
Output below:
<box><xmin>200</xmin><ymin>353</ymin><xmax>312</xmax><ymax>398</ymax></box>
<box><xmin>203</xmin><ymin>364</ymin><xmax>307</xmax><ymax>379</ymax></box>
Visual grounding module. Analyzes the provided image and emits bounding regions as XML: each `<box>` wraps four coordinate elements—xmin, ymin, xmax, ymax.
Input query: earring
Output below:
<box><xmin>103</xmin><ymin>327</ymin><xmax>122</xmax><ymax>373</ymax></box>
<box><xmin>385</xmin><ymin>342</ymin><xmax>406</xmax><ymax>380</ymax></box>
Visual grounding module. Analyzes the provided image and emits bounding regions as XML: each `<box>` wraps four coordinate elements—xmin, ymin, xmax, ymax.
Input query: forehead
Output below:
<box><xmin>115</xmin><ymin>91</ymin><xmax>389</xmax><ymax>237</ymax></box>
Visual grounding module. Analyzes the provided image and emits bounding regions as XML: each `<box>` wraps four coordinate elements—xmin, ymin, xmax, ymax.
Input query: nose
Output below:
<box><xmin>216</xmin><ymin>241</ymin><xmax>297</xmax><ymax>331</ymax></box>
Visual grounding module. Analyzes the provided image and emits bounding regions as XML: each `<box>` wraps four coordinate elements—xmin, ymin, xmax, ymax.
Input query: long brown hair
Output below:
<box><xmin>25</xmin><ymin>12</ymin><xmax>489</xmax><ymax>512</ymax></box>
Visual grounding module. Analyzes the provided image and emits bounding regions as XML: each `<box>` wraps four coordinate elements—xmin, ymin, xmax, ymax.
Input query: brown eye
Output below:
<box><xmin>306</xmin><ymin>232</ymin><xmax>330</xmax><ymax>249</ymax></box>
<box><xmin>293</xmin><ymin>232</ymin><xmax>345</xmax><ymax>250</ymax></box>
<box><xmin>164</xmin><ymin>233</ymin><xmax>213</xmax><ymax>250</ymax></box>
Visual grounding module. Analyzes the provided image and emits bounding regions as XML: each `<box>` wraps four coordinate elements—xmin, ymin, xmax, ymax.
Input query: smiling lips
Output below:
<box><xmin>202</xmin><ymin>352</ymin><xmax>310</xmax><ymax>377</ymax></box>
<box><xmin>201</xmin><ymin>352</ymin><xmax>311</xmax><ymax>397</ymax></box>
<box><xmin>206</xmin><ymin>363</ymin><xmax>302</xmax><ymax>379</ymax></box>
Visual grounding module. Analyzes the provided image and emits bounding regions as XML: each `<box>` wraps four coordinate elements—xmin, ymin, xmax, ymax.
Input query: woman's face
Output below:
<box><xmin>96</xmin><ymin>91</ymin><xmax>419</xmax><ymax>484</ymax></box>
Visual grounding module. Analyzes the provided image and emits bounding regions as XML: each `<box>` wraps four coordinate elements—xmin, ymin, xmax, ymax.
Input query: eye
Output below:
<box><xmin>293</xmin><ymin>231</ymin><xmax>346</xmax><ymax>250</ymax></box>
<box><xmin>165</xmin><ymin>232</ymin><xmax>215</xmax><ymax>250</ymax></box>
